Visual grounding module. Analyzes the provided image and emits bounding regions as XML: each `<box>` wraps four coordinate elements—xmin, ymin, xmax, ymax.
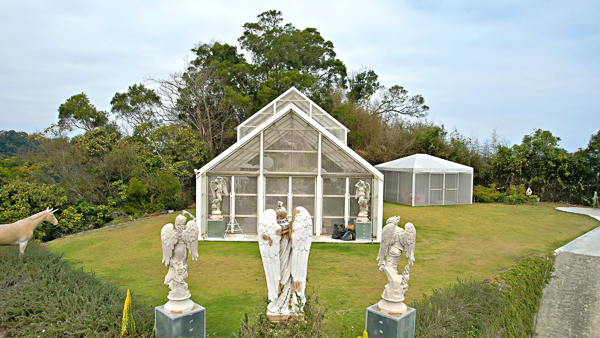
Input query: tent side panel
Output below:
<box><xmin>458</xmin><ymin>173</ymin><xmax>473</xmax><ymax>204</ymax></box>
<box><xmin>415</xmin><ymin>173</ymin><xmax>430</xmax><ymax>206</ymax></box>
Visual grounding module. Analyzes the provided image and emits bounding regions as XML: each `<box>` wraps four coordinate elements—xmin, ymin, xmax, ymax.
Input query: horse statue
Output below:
<box><xmin>0</xmin><ymin>208</ymin><xmax>58</xmax><ymax>256</ymax></box>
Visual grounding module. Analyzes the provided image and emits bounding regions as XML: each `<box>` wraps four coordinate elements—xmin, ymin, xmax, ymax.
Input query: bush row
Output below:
<box><xmin>411</xmin><ymin>254</ymin><xmax>554</xmax><ymax>337</ymax></box>
<box><xmin>0</xmin><ymin>243</ymin><xmax>154</xmax><ymax>337</ymax></box>
<box><xmin>474</xmin><ymin>184</ymin><xmax>538</xmax><ymax>205</ymax></box>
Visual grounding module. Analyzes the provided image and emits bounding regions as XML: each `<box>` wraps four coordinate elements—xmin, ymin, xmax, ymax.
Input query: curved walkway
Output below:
<box><xmin>535</xmin><ymin>207</ymin><xmax>600</xmax><ymax>337</ymax></box>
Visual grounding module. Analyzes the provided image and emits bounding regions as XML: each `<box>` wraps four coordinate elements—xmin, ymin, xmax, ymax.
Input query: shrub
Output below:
<box><xmin>238</xmin><ymin>293</ymin><xmax>326</xmax><ymax>338</ymax></box>
<box><xmin>474</xmin><ymin>184</ymin><xmax>538</xmax><ymax>205</ymax></box>
<box><xmin>0</xmin><ymin>243</ymin><xmax>154</xmax><ymax>337</ymax></box>
<box><xmin>411</xmin><ymin>254</ymin><xmax>553</xmax><ymax>337</ymax></box>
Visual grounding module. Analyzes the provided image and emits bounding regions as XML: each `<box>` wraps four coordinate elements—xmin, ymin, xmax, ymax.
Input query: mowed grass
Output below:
<box><xmin>46</xmin><ymin>203</ymin><xmax>599</xmax><ymax>337</ymax></box>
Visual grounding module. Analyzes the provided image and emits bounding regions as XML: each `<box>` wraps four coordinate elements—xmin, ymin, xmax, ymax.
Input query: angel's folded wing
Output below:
<box><xmin>161</xmin><ymin>223</ymin><xmax>178</xmax><ymax>266</ymax></box>
<box><xmin>182</xmin><ymin>220</ymin><xmax>199</xmax><ymax>260</ymax></box>
<box><xmin>399</xmin><ymin>222</ymin><xmax>416</xmax><ymax>265</ymax></box>
<box><xmin>258</xmin><ymin>209</ymin><xmax>281</xmax><ymax>301</ymax></box>
<box><xmin>291</xmin><ymin>207</ymin><xmax>313</xmax><ymax>297</ymax></box>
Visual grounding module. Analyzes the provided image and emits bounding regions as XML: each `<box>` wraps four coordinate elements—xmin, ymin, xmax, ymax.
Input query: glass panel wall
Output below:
<box><xmin>322</xmin><ymin>177</ymin><xmax>346</xmax><ymax>234</ymax></box>
<box><xmin>234</xmin><ymin>175</ymin><xmax>258</xmax><ymax>232</ymax></box>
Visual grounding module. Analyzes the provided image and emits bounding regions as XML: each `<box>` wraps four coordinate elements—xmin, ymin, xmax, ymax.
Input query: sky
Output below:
<box><xmin>1</xmin><ymin>0</ymin><xmax>598</xmax><ymax>151</ymax></box>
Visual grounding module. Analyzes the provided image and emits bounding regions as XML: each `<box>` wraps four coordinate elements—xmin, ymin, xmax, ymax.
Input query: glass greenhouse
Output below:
<box><xmin>195</xmin><ymin>88</ymin><xmax>384</xmax><ymax>241</ymax></box>
<box><xmin>375</xmin><ymin>154</ymin><xmax>473</xmax><ymax>206</ymax></box>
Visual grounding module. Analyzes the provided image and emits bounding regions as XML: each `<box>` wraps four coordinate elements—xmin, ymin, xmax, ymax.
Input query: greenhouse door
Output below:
<box><xmin>264</xmin><ymin>176</ymin><xmax>316</xmax><ymax>228</ymax></box>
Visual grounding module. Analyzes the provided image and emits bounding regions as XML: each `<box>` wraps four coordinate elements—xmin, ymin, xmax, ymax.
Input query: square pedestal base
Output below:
<box><xmin>365</xmin><ymin>305</ymin><xmax>415</xmax><ymax>338</ymax></box>
<box><xmin>155</xmin><ymin>303</ymin><xmax>206</xmax><ymax>338</ymax></box>
<box><xmin>207</xmin><ymin>219</ymin><xmax>224</xmax><ymax>239</ymax></box>
<box><xmin>356</xmin><ymin>222</ymin><xmax>372</xmax><ymax>241</ymax></box>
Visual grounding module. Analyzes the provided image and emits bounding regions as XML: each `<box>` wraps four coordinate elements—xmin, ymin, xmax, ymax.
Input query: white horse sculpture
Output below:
<box><xmin>0</xmin><ymin>208</ymin><xmax>58</xmax><ymax>256</ymax></box>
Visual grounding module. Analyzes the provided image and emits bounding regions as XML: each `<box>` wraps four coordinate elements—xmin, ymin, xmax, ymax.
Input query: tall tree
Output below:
<box><xmin>58</xmin><ymin>93</ymin><xmax>109</xmax><ymax>132</ymax></box>
<box><xmin>238</xmin><ymin>10</ymin><xmax>347</xmax><ymax>105</ymax></box>
<box><xmin>110</xmin><ymin>84</ymin><xmax>162</xmax><ymax>131</ymax></box>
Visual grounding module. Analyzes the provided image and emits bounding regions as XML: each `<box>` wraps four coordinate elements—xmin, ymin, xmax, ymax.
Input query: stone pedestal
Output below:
<box><xmin>355</xmin><ymin>222</ymin><xmax>372</xmax><ymax>241</ymax></box>
<box><xmin>207</xmin><ymin>219</ymin><xmax>224</xmax><ymax>239</ymax></box>
<box><xmin>365</xmin><ymin>305</ymin><xmax>415</xmax><ymax>338</ymax></box>
<box><xmin>155</xmin><ymin>303</ymin><xmax>206</xmax><ymax>338</ymax></box>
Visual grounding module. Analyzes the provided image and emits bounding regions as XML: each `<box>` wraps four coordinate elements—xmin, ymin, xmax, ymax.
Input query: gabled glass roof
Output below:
<box><xmin>210</xmin><ymin>110</ymin><xmax>371</xmax><ymax>175</ymax></box>
<box><xmin>237</xmin><ymin>88</ymin><xmax>348</xmax><ymax>143</ymax></box>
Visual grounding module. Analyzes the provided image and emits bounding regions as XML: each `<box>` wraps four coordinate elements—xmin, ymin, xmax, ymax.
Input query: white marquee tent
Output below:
<box><xmin>195</xmin><ymin>88</ymin><xmax>384</xmax><ymax>240</ymax></box>
<box><xmin>375</xmin><ymin>154</ymin><xmax>473</xmax><ymax>206</ymax></box>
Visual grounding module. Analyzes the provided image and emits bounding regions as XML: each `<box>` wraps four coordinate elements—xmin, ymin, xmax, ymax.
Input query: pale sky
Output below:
<box><xmin>1</xmin><ymin>1</ymin><xmax>598</xmax><ymax>151</ymax></box>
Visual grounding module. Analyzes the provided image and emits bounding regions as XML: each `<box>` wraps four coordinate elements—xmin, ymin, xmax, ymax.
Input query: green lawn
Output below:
<box><xmin>47</xmin><ymin>203</ymin><xmax>599</xmax><ymax>337</ymax></box>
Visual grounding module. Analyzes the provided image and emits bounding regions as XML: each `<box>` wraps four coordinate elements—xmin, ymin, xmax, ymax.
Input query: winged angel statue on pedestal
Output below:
<box><xmin>258</xmin><ymin>205</ymin><xmax>313</xmax><ymax>321</ymax></box>
<box><xmin>161</xmin><ymin>211</ymin><xmax>199</xmax><ymax>314</ymax></box>
<box><xmin>355</xmin><ymin>180</ymin><xmax>371</xmax><ymax>222</ymax></box>
<box><xmin>210</xmin><ymin>176</ymin><xmax>229</xmax><ymax>220</ymax></box>
<box><xmin>376</xmin><ymin>216</ymin><xmax>416</xmax><ymax>315</ymax></box>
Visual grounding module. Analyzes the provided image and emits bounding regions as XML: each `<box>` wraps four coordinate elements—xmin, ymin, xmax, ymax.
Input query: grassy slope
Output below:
<box><xmin>46</xmin><ymin>203</ymin><xmax>599</xmax><ymax>337</ymax></box>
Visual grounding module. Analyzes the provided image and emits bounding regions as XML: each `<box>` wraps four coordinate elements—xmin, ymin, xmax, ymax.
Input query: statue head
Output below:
<box><xmin>175</xmin><ymin>214</ymin><xmax>187</xmax><ymax>232</ymax></box>
<box><xmin>386</xmin><ymin>216</ymin><xmax>401</xmax><ymax>226</ymax></box>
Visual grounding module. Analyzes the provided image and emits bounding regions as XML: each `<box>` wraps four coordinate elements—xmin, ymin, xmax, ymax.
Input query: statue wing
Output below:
<box><xmin>258</xmin><ymin>209</ymin><xmax>281</xmax><ymax>302</ymax></box>
<box><xmin>220</xmin><ymin>178</ymin><xmax>229</xmax><ymax>196</ymax></box>
<box><xmin>365</xmin><ymin>182</ymin><xmax>371</xmax><ymax>201</ymax></box>
<box><xmin>182</xmin><ymin>220</ymin><xmax>200</xmax><ymax>261</ymax></box>
<box><xmin>161</xmin><ymin>223</ymin><xmax>178</xmax><ymax>266</ymax></box>
<box><xmin>291</xmin><ymin>207</ymin><xmax>313</xmax><ymax>297</ymax></box>
<box><xmin>377</xmin><ymin>222</ymin><xmax>397</xmax><ymax>267</ymax></box>
<box><xmin>210</xmin><ymin>180</ymin><xmax>217</xmax><ymax>200</ymax></box>
<box><xmin>399</xmin><ymin>222</ymin><xmax>416</xmax><ymax>265</ymax></box>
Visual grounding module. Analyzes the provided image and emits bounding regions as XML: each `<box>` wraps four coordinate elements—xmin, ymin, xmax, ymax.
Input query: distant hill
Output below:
<box><xmin>0</xmin><ymin>130</ymin><xmax>38</xmax><ymax>159</ymax></box>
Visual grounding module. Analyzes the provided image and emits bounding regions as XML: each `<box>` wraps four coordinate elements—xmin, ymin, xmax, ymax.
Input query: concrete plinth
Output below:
<box><xmin>355</xmin><ymin>222</ymin><xmax>372</xmax><ymax>241</ymax></box>
<box><xmin>365</xmin><ymin>304</ymin><xmax>415</xmax><ymax>338</ymax></box>
<box><xmin>207</xmin><ymin>219</ymin><xmax>224</xmax><ymax>239</ymax></box>
<box><xmin>155</xmin><ymin>303</ymin><xmax>205</xmax><ymax>338</ymax></box>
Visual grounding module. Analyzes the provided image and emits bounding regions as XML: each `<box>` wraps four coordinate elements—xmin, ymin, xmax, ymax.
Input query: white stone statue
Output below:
<box><xmin>355</xmin><ymin>180</ymin><xmax>371</xmax><ymax>223</ymax></box>
<box><xmin>376</xmin><ymin>216</ymin><xmax>416</xmax><ymax>315</ymax></box>
<box><xmin>258</xmin><ymin>206</ymin><xmax>313</xmax><ymax>320</ymax></box>
<box><xmin>160</xmin><ymin>211</ymin><xmax>199</xmax><ymax>314</ymax></box>
<box><xmin>209</xmin><ymin>176</ymin><xmax>229</xmax><ymax>220</ymax></box>
<box><xmin>0</xmin><ymin>208</ymin><xmax>58</xmax><ymax>256</ymax></box>
<box><xmin>593</xmin><ymin>191</ymin><xmax>599</xmax><ymax>207</ymax></box>
<box><xmin>526</xmin><ymin>187</ymin><xmax>533</xmax><ymax>196</ymax></box>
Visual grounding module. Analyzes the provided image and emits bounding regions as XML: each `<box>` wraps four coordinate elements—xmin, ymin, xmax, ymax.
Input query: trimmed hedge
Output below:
<box><xmin>411</xmin><ymin>254</ymin><xmax>553</xmax><ymax>337</ymax></box>
<box><xmin>0</xmin><ymin>243</ymin><xmax>154</xmax><ymax>337</ymax></box>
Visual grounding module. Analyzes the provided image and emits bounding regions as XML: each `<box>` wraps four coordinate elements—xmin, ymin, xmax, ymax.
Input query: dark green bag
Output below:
<box><xmin>331</xmin><ymin>223</ymin><xmax>345</xmax><ymax>239</ymax></box>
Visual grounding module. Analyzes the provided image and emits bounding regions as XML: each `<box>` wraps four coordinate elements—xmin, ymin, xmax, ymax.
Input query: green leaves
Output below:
<box><xmin>58</xmin><ymin>93</ymin><xmax>109</xmax><ymax>132</ymax></box>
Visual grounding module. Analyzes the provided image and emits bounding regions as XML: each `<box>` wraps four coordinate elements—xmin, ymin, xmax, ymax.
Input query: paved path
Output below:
<box><xmin>535</xmin><ymin>207</ymin><xmax>600</xmax><ymax>337</ymax></box>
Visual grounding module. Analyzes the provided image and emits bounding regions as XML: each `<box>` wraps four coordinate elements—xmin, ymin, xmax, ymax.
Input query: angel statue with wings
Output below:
<box><xmin>258</xmin><ymin>205</ymin><xmax>313</xmax><ymax>321</ymax></box>
<box><xmin>355</xmin><ymin>180</ymin><xmax>371</xmax><ymax>222</ymax></box>
<box><xmin>376</xmin><ymin>216</ymin><xmax>416</xmax><ymax>315</ymax></box>
<box><xmin>160</xmin><ymin>210</ymin><xmax>199</xmax><ymax>314</ymax></box>
<box><xmin>210</xmin><ymin>176</ymin><xmax>229</xmax><ymax>220</ymax></box>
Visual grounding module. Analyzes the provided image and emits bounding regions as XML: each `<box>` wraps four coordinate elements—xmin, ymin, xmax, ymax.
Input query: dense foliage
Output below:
<box><xmin>411</xmin><ymin>254</ymin><xmax>553</xmax><ymax>337</ymax></box>
<box><xmin>0</xmin><ymin>243</ymin><xmax>154</xmax><ymax>337</ymax></box>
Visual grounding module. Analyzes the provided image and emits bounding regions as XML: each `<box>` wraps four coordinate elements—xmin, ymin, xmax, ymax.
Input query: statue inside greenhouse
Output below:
<box><xmin>0</xmin><ymin>208</ymin><xmax>58</xmax><ymax>256</ymax></box>
<box><xmin>209</xmin><ymin>176</ymin><xmax>229</xmax><ymax>220</ymax></box>
<box><xmin>355</xmin><ymin>180</ymin><xmax>371</xmax><ymax>222</ymax></box>
<box><xmin>160</xmin><ymin>211</ymin><xmax>199</xmax><ymax>314</ymax></box>
<box><xmin>258</xmin><ymin>205</ymin><xmax>313</xmax><ymax>321</ymax></box>
<box><xmin>376</xmin><ymin>216</ymin><xmax>416</xmax><ymax>315</ymax></box>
